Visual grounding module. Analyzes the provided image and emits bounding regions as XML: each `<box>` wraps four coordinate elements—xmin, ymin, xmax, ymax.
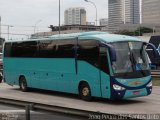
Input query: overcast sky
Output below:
<box><xmin>0</xmin><ymin>0</ymin><xmax>108</xmax><ymax>39</ymax></box>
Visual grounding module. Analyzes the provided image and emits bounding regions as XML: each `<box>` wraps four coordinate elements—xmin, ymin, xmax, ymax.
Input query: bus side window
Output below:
<box><xmin>4</xmin><ymin>43</ymin><xmax>12</xmax><ymax>57</ymax></box>
<box><xmin>77</xmin><ymin>40</ymin><xmax>99</xmax><ymax>67</ymax></box>
<box><xmin>11</xmin><ymin>41</ymin><xmax>38</xmax><ymax>57</ymax></box>
<box><xmin>56</xmin><ymin>40</ymin><xmax>75</xmax><ymax>58</ymax></box>
<box><xmin>39</xmin><ymin>40</ymin><xmax>57</xmax><ymax>58</ymax></box>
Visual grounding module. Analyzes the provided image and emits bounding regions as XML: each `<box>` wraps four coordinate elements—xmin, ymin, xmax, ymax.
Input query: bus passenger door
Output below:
<box><xmin>99</xmin><ymin>47</ymin><xmax>111</xmax><ymax>98</ymax></box>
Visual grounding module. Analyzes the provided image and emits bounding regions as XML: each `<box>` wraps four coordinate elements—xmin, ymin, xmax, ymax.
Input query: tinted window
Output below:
<box><xmin>78</xmin><ymin>40</ymin><xmax>99</xmax><ymax>67</ymax></box>
<box><xmin>99</xmin><ymin>47</ymin><xmax>110</xmax><ymax>74</ymax></box>
<box><xmin>4</xmin><ymin>43</ymin><xmax>12</xmax><ymax>57</ymax></box>
<box><xmin>5</xmin><ymin>40</ymin><xmax>76</xmax><ymax>58</ymax></box>
<box><xmin>39</xmin><ymin>40</ymin><xmax>57</xmax><ymax>58</ymax></box>
<box><xmin>56</xmin><ymin>40</ymin><xmax>75</xmax><ymax>58</ymax></box>
<box><xmin>12</xmin><ymin>41</ymin><xmax>38</xmax><ymax>57</ymax></box>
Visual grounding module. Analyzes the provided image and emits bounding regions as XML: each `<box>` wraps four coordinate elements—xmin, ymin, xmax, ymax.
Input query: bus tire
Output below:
<box><xmin>19</xmin><ymin>76</ymin><xmax>28</xmax><ymax>92</ymax></box>
<box><xmin>79</xmin><ymin>82</ymin><xmax>92</xmax><ymax>101</ymax></box>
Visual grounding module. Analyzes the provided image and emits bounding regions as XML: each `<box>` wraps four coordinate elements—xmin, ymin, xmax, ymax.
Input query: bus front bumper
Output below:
<box><xmin>110</xmin><ymin>87</ymin><xmax>152</xmax><ymax>99</ymax></box>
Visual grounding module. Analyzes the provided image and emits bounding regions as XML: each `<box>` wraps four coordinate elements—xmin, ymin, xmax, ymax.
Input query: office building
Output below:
<box><xmin>142</xmin><ymin>0</ymin><xmax>160</xmax><ymax>24</ymax></box>
<box><xmin>108</xmin><ymin>0</ymin><xmax>124</xmax><ymax>32</ymax></box>
<box><xmin>125</xmin><ymin>0</ymin><xmax>140</xmax><ymax>24</ymax></box>
<box><xmin>99</xmin><ymin>18</ymin><xmax>108</xmax><ymax>31</ymax></box>
<box><xmin>64</xmin><ymin>7</ymin><xmax>86</xmax><ymax>25</ymax></box>
<box><xmin>108</xmin><ymin>0</ymin><xmax>140</xmax><ymax>32</ymax></box>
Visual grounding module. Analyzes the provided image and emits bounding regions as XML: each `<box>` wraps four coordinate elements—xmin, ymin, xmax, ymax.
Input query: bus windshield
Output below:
<box><xmin>111</xmin><ymin>42</ymin><xmax>150</xmax><ymax>75</ymax></box>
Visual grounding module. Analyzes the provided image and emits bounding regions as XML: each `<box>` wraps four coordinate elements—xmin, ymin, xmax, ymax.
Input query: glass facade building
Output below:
<box><xmin>108</xmin><ymin>0</ymin><xmax>140</xmax><ymax>32</ymax></box>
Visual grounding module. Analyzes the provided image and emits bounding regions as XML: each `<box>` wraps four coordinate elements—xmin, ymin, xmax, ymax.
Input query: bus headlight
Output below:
<box><xmin>113</xmin><ymin>84</ymin><xmax>126</xmax><ymax>91</ymax></box>
<box><xmin>147</xmin><ymin>81</ymin><xmax>152</xmax><ymax>87</ymax></box>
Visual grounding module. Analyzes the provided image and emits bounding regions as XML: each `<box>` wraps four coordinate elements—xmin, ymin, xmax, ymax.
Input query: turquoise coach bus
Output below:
<box><xmin>3</xmin><ymin>32</ymin><xmax>158</xmax><ymax>101</ymax></box>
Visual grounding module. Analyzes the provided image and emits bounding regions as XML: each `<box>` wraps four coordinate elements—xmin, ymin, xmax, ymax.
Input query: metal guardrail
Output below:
<box><xmin>151</xmin><ymin>70</ymin><xmax>160</xmax><ymax>78</ymax></box>
<box><xmin>0</xmin><ymin>98</ymin><xmax>139</xmax><ymax>120</ymax></box>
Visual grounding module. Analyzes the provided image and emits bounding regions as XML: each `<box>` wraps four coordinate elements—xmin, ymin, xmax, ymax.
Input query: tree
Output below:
<box><xmin>116</xmin><ymin>26</ymin><xmax>154</xmax><ymax>36</ymax></box>
<box><xmin>116</xmin><ymin>30</ymin><xmax>135</xmax><ymax>36</ymax></box>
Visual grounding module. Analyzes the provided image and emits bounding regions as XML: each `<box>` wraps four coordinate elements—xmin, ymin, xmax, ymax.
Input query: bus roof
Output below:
<box><xmin>77</xmin><ymin>32</ymin><xmax>141</xmax><ymax>43</ymax></box>
<box><xmin>5</xmin><ymin>31</ymin><xmax>142</xmax><ymax>43</ymax></box>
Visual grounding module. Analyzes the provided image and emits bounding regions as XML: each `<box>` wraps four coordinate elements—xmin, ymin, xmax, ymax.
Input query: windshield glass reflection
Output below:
<box><xmin>111</xmin><ymin>42</ymin><xmax>149</xmax><ymax>74</ymax></box>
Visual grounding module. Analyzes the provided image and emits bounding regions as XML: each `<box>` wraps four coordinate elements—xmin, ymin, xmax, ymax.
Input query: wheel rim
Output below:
<box><xmin>82</xmin><ymin>87</ymin><xmax>89</xmax><ymax>96</ymax></box>
<box><xmin>21</xmin><ymin>80</ymin><xmax>25</xmax><ymax>90</ymax></box>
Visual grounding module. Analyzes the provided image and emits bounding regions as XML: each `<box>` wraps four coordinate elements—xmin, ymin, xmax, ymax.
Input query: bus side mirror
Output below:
<box><xmin>100</xmin><ymin>43</ymin><xmax>116</xmax><ymax>62</ymax></box>
<box><xmin>144</xmin><ymin>42</ymin><xmax>159</xmax><ymax>58</ymax></box>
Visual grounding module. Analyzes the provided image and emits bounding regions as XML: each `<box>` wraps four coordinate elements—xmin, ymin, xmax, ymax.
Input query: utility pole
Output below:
<box><xmin>59</xmin><ymin>0</ymin><xmax>61</xmax><ymax>34</ymax></box>
<box><xmin>0</xmin><ymin>16</ymin><xmax>1</xmax><ymax>38</ymax></box>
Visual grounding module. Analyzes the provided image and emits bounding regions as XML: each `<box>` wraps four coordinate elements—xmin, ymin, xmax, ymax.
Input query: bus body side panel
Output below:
<box><xmin>3</xmin><ymin>58</ymin><xmax>18</xmax><ymax>85</ymax></box>
<box><xmin>34</xmin><ymin>58</ymin><xmax>76</xmax><ymax>93</ymax></box>
<box><xmin>77</xmin><ymin>61</ymin><xmax>102</xmax><ymax>97</ymax></box>
<box><xmin>100</xmin><ymin>71</ymin><xmax>110</xmax><ymax>99</ymax></box>
<box><xmin>3</xmin><ymin>58</ymin><xmax>32</xmax><ymax>86</ymax></box>
<box><xmin>25</xmin><ymin>58</ymin><xmax>68</xmax><ymax>91</ymax></box>
<box><xmin>3</xmin><ymin>58</ymin><xmax>77</xmax><ymax>94</ymax></box>
<box><xmin>48</xmin><ymin>58</ymin><xmax>76</xmax><ymax>93</ymax></box>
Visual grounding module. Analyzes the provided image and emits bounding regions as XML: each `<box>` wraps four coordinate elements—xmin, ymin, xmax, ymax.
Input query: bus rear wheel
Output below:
<box><xmin>19</xmin><ymin>77</ymin><xmax>28</xmax><ymax>92</ymax></box>
<box><xmin>79</xmin><ymin>82</ymin><xmax>92</xmax><ymax>101</ymax></box>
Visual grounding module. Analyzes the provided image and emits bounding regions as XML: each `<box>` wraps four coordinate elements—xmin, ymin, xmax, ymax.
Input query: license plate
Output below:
<box><xmin>133</xmin><ymin>91</ymin><xmax>140</xmax><ymax>95</ymax></box>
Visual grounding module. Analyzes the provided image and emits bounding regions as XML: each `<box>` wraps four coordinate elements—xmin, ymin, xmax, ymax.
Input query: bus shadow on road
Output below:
<box><xmin>13</xmin><ymin>87</ymin><xmax>80</xmax><ymax>100</ymax></box>
<box><xmin>93</xmin><ymin>97</ymin><xmax>147</xmax><ymax>105</ymax></box>
<box><xmin>12</xmin><ymin>87</ymin><xmax>147</xmax><ymax>105</ymax></box>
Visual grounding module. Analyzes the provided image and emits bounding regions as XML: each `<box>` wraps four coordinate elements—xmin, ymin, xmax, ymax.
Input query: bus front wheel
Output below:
<box><xmin>19</xmin><ymin>77</ymin><xmax>28</xmax><ymax>92</ymax></box>
<box><xmin>79</xmin><ymin>82</ymin><xmax>92</xmax><ymax>101</ymax></box>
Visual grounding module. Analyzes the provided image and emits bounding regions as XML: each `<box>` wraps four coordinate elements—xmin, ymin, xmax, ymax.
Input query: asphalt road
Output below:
<box><xmin>0</xmin><ymin>83</ymin><xmax>160</xmax><ymax>120</ymax></box>
<box><xmin>0</xmin><ymin>104</ymin><xmax>87</xmax><ymax>120</ymax></box>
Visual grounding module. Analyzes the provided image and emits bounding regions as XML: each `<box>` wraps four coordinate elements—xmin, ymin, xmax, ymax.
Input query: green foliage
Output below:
<box><xmin>139</xmin><ymin>27</ymin><xmax>153</xmax><ymax>33</ymax></box>
<box><xmin>116</xmin><ymin>30</ymin><xmax>135</xmax><ymax>36</ymax></box>
<box><xmin>116</xmin><ymin>26</ymin><xmax>154</xmax><ymax>36</ymax></box>
<box><xmin>153</xmin><ymin>79</ymin><xmax>160</xmax><ymax>86</ymax></box>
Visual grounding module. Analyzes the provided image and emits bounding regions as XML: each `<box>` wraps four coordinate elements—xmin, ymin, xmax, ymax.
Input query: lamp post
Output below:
<box><xmin>84</xmin><ymin>0</ymin><xmax>97</xmax><ymax>26</ymax></box>
<box><xmin>34</xmin><ymin>20</ymin><xmax>42</xmax><ymax>34</ymax></box>
<box><xmin>59</xmin><ymin>0</ymin><xmax>61</xmax><ymax>34</ymax></box>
